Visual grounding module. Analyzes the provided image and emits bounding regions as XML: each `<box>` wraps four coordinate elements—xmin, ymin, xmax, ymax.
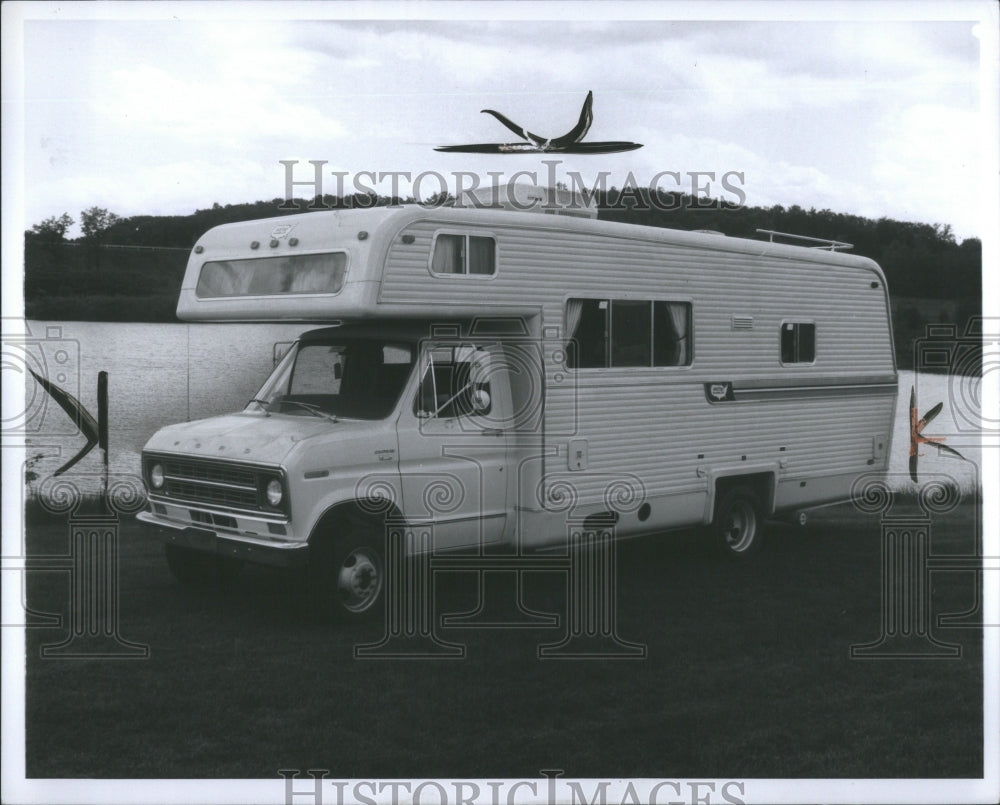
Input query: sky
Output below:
<box><xmin>4</xmin><ymin>3</ymin><xmax>998</xmax><ymax>245</ymax></box>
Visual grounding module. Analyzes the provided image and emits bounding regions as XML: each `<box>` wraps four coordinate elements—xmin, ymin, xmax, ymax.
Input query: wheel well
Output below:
<box><xmin>713</xmin><ymin>473</ymin><xmax>775</xmax><ymax>516</ymax></box>
<box><xmin>308</xmin><ymin>499</ymin><xmax>401</xmax><ymax>545</ymax></box>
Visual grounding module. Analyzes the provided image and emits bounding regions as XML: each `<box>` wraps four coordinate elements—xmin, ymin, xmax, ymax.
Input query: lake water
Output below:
<box><xmin>15</xmin><ymin>321</ymin><xmax>305</xmax><ymax>502</ymax></box>
<box><xmin>12</xmin><ymin>320</ymin><xmax>983</xmax><ymax>502</ymax></box>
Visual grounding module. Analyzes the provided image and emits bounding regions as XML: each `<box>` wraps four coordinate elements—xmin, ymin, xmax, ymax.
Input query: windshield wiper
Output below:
<box><xmin>276</xmin><ymin>400</ymin><xmax>338</xmax><ymax>422</ymax></box>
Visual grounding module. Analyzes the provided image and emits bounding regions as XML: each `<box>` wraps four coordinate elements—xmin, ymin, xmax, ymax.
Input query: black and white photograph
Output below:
<box><xmin>2</xmin><ymin>2</ymin><xmax>997</xmax><ymax>804</ymax></box>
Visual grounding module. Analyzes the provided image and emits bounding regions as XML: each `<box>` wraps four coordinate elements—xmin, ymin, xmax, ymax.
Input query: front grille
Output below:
<box><xmin>144</xmin><ymin>454</ymin><xmax>285</xmax><ymax>517</ymax></box>
<box><xmin>163</xmin><ymin>458</ymin><xmax>256</xmax><ymax>487</ymax></box>
<box><xmin>166</xmin><ymin>478</ymin><xmax>257</xmax><ymax>509</ymax></box>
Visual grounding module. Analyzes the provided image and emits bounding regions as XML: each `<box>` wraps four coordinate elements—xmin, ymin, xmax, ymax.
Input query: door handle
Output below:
<box><xmin>479</xmin><ymin>428</ymin><xmax>504</xmax><ymax>436</ymax></box>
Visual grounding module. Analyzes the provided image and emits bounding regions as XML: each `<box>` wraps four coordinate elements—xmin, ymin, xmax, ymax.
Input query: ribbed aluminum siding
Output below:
<box><xmin>379</xmin><ymin>221</ymin><xmax>896</xmax><ymax>504</ymax></box>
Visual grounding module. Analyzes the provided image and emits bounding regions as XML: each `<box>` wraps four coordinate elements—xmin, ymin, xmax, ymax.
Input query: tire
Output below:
<box><xmin>711</xmin><ymin>486</ymin><xmax>765</xmax><ymax>558</ymax></box>
<box><xmin>164</xmin><ymin>543</ymin><xmax>244</xmax><ymax>586</ymax></box>
<box><xmin>306</xmin><ymin>519</ymin><xmax>386</xmax><ymax>622</ymax></box>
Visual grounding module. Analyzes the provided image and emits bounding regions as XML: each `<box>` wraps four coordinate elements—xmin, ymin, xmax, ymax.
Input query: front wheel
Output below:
<box><xmin>307</xmin><ymin>520</ymin><xmax>386</xmax><ymax>622</ymax></box>
<box><xmin>711</xmin><ymin>486</ymin><xmax>765</xmax><ymax>558</ymax></box>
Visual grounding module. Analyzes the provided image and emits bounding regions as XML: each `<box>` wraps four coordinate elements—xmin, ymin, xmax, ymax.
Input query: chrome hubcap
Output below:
<box><xmin>724</xmin><ymin>500</ymin><xmax>757</xmax><ymax>553</ymax></box>
<box><xmin>337</xmin><ymin>548</ymin><xmax>383</xmax><ymax>612</ymax></box>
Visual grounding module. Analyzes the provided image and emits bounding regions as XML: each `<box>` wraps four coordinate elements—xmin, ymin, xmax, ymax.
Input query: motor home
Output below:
<box><xmin>138</xmin><ymin>196</ymin><xmax>897</xmax><ymax>618</ymax></box>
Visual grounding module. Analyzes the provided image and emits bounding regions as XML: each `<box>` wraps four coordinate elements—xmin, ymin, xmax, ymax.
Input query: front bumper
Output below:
<box><xmin>137</xmin><ymin>510</ymin><xmax>309</xmax><ymax>568</ymax></box>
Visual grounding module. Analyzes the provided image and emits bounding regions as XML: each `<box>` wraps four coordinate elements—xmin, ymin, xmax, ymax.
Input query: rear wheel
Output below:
<box><xmin>164</xmin><ymin>544</ymin><xmax>244</xmax><ymax>585</ymax></box>
<box><xmin>307</xmin><ymin>519</ymin><xmax>386</xmax><ymax>622</ymax></box>
<box><xmin>712</xmin><ymin>486</ymin><xmax>765</xmax><ymax>558</ymax></box>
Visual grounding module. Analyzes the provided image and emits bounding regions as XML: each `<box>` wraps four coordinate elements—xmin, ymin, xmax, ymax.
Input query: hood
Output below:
<box><xmin>144</xmin><ymin>411</ymin><xmax>342</xmax><ymax>466</ymax></box>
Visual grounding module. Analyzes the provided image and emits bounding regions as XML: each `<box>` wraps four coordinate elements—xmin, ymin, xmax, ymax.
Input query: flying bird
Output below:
<box><xmin>436</xmin><ymin>91</ymin><xmax>643</xmax><ymax>154</ymax></box>
<box><xmin>909</xmin><ymin>385</ymin><xmax>966</xmax><ymax>482</ymax></box>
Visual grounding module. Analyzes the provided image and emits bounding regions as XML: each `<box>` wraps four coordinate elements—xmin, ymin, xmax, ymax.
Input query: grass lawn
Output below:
<box><xmin>22</xmin><ymin>500</ymin><xmax>983</xmax><ymax>780</ymax></box>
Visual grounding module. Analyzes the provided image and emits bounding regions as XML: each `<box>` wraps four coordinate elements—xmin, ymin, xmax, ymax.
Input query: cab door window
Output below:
<box><xmin>415</xmin><ymin>344</ymin><xmax>492</xmax><ymax>418</ymax></box>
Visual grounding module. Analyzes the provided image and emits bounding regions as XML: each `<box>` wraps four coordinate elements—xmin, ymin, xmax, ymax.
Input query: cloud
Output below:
<box><xmin>96</xmin><ymin>62</ymin><xmax>346</xmax><ymax>148</ymax></box>
<box><xmin>870</xmin><ymin>103</ymin><xmax>980</xmax><ymax>232</ymax></box>
<box><xmin>17</xmin><ymin>17</ymin><xmax>985</xmax><ymax>241</ymax></box>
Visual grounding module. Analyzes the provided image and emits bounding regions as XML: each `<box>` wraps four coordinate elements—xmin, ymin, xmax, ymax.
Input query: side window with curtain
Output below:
<box><xmin>566</xmin><ymin>298</ymin><xmax>692</xmax><ymax>369</ymax></box>
<box><xmin>653</xmin><ymin>301</ymin><xmax>692</xmax><ymax>366</ymax></box>
<box><xmin>431</xmin><ymin>234</ymin><xmax>464</xmax><ymax>274</ymax></box>
<box><xmin>431</xmin><ymin>233</ymin><xmax>496</xmax><ymax>276</ymax></box>
<box><xmin>565</xmin><ymin>299</ymin><xmax>608</xmax><ymax>369</ymax></box>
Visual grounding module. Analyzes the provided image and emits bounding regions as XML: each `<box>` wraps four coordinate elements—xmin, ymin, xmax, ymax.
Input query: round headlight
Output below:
<box><xmin>266</xmin><ymin>478</ymin><xmax>283</xmax><ymax>507</ymax></box>
<box><xmin>150</xmin><ymin>463</ymin><xmax>164</xmax><ymax>489</ymax></box>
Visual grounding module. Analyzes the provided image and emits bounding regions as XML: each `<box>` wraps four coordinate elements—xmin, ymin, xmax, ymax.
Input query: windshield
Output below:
<box><xmin>248</xmin><ymin>337</ymin><xmax>416</xmax><ymax>420</ymax></box>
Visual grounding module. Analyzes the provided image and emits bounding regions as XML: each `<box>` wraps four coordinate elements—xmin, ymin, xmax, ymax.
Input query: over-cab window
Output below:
<box><xmin>780</xmin><ymin>322</ymin><xmax>816</xmax><ymax>364</ymax></box>
<box><xmin>566</xmin><ymin>298</ymin><xmax>692</xmax><ymax>369</ymax></box>
<box><xmin>196</xmin><ymin>252</ymin><xmax>347</xmax><ymax>298</ymax></box>
<box><xmin>431</xmin><ymin>234</ymin><xmax>496</xmax><ymax>276</ymax></box>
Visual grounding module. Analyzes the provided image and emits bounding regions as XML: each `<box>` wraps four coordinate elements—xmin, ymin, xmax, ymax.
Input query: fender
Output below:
<box><xmin>700</xmin><ymin>464</ymin><xmax>779</xmax><ymax>524</ymax></box>
<box><xmin>296</xmin><ymin>467</ymin><xmax>406</xmax><ymax>545</ymax></box>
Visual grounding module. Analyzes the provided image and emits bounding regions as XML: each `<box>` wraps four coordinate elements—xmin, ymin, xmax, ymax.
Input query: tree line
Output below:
<box><xmin>23</xmin><ymin>194</ymin><xmax>981</xmax><ymax>370</ymax></box>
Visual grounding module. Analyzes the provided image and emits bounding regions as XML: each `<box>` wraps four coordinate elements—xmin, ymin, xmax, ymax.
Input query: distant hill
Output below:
<box><xmin>22</xmin><ymin>192</ymin><xmax>981</xmax><ymax>371</ymax></box>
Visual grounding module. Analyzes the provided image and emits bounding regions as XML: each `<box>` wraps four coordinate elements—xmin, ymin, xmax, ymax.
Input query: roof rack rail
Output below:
<box><xmin>756</xmin><ymin>228</ymin><xmax>853</xmax><ymax>251</ymax></box>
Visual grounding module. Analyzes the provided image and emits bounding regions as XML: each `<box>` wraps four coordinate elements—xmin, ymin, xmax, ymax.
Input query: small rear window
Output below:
<box><xmin>780</xmin><ymin>322</ymin><xmax>816</xmax><ymax>364</ymax></box>
<box><xmin>196</xmin><ymin>252</ymin><xmax>347</xmax><ymax>298</ymax></box>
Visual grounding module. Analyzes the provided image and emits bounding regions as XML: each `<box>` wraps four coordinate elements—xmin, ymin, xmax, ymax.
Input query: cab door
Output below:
<box><xmin>396</xmin><ymin>341</ymin><xmax>511</xmax><ymax>552</ymax></box>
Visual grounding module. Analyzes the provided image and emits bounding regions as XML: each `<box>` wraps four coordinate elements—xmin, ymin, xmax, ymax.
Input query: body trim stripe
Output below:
<box><xmin>705</xmin><ymin>376</ymin><xmax>898</xmax><ymax>404</ymax></box>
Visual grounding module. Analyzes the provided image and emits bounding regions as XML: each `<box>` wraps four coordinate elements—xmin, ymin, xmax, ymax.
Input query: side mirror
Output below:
<box><xmin>470</xmin><ymin>388</ymin><xmax>491</xmax><ymax>415</ymax></box>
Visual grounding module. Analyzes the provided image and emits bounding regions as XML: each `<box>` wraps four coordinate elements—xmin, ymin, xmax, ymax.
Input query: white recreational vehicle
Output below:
<box><xmin>138</xmin><ymin>198</ymin><xmax>897</xmax><ymax>618</ymax></box>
